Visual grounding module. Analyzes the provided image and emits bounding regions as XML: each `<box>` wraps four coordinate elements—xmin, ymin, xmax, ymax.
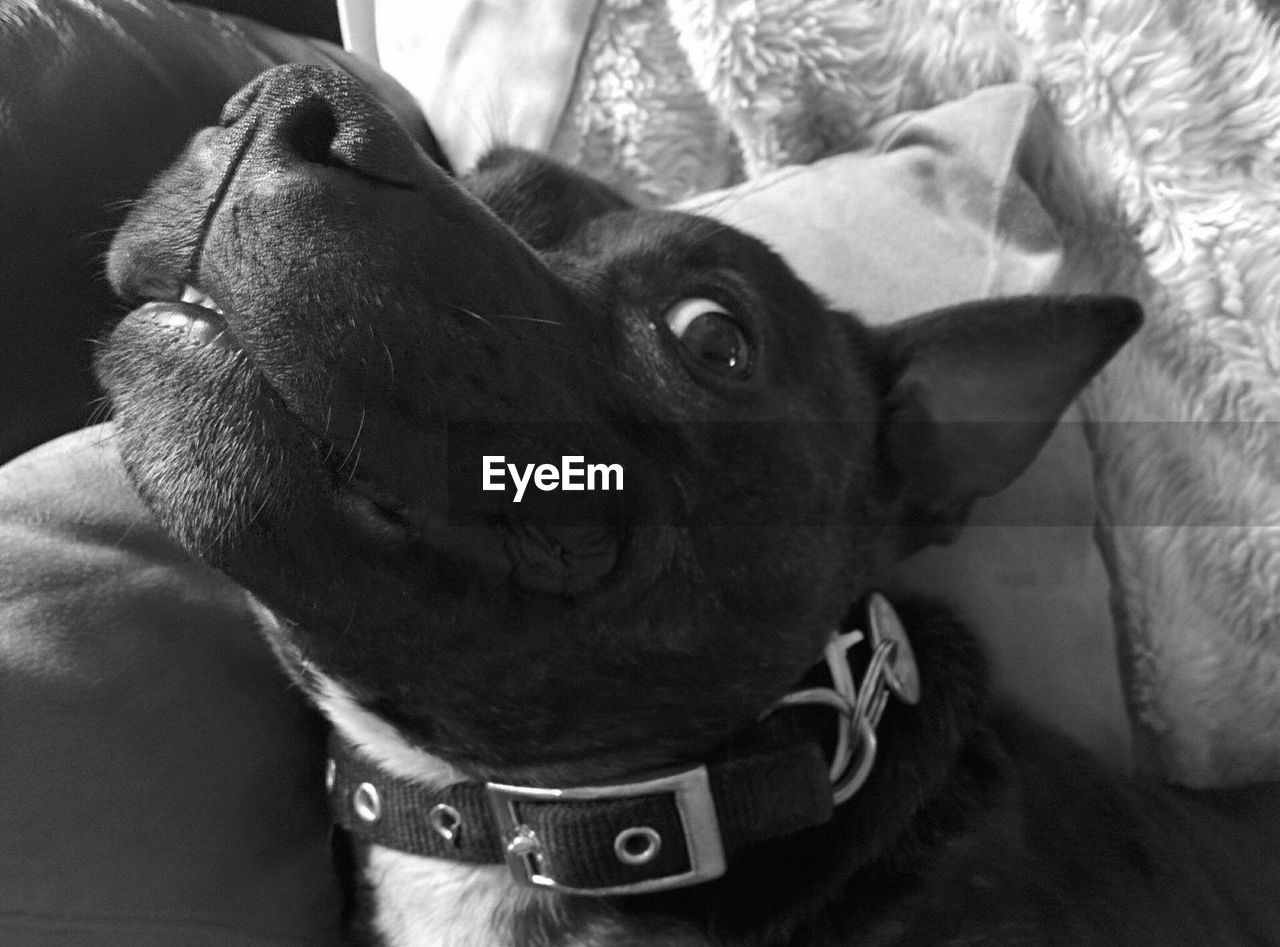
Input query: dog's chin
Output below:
<box><xmin>99</xmin><ymin>303</ymin><xmax>629</xmax><ymax>600</ymax></box>
<box><xmin>97</xmin><ymin>301</ymin><xmax>414</xmax><ymax>563</ymax></box>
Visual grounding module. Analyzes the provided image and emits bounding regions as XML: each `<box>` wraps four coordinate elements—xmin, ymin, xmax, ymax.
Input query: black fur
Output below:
<box><xmin>98</xmin><ymin>65</ymin><xmax>1280</xmax><ymax>945</ymax></box>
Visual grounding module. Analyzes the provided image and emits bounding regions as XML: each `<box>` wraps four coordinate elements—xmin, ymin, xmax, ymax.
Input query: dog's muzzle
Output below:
<box><xmin>326</xmin><ymin>594</ymin><xmax>920</xmax><ymax>896</ymax></box>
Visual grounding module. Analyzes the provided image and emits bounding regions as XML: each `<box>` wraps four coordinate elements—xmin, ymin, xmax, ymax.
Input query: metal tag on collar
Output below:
<box><xmin>867</xmin><ymin>593</ymin><xmax>921</xmax><ymax>705</ymax></box>
<box><xmin>761</xmin><ymin>593</ymin><xmax>920</xmax><ymax>805</ymax></box>
<box><xmin>486</xmin><ymin>766</ymin><xmax>726</xmax><ymax>896</ymax></box>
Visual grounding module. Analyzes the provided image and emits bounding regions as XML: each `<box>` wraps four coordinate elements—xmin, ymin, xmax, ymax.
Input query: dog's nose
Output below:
<box><xmin>219</xmin><ymin>64</ymin><xmax>428</xmax><ymax>189</ymax></box>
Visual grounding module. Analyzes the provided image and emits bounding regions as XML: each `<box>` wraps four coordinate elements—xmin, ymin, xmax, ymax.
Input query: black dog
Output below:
<box><xmin>99</xmin><ymin>65</ymin><xmax>1280</xmax><ymax>946</ymax></box>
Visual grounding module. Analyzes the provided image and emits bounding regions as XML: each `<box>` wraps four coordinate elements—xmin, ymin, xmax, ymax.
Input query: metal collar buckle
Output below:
<box><xmin>486</xmin><ymin>766</ymin><xmax>727</xmax><ymax>895</ymax></box>
<box><xmin>762</xmin><ymin>593</ymin><xmax>920</xmax><ymax>805</ymax></box>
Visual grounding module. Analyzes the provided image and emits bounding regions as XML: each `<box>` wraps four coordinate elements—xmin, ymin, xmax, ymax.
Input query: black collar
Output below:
<box><xmin>325</xmin><ymin>593</ymin><xmax>919</xmax><ymax>897</ymax></box>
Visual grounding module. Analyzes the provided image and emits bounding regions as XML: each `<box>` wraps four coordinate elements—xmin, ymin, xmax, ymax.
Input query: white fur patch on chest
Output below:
<box><xmin>313</xmin><ymin>672</ymin><xmax>529</xmax><ymax>947</ymax></box>
<box><xmin>364</xmin><ymin>846</ymin><xmax>519</xmax><ymax>947</ymax></box>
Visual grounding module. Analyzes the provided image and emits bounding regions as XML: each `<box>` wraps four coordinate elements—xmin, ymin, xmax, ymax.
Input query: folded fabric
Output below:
<box><xmin>369</xmin><ymin>0</ymin><xmax>598</xmax><ymax>172</ymax></box>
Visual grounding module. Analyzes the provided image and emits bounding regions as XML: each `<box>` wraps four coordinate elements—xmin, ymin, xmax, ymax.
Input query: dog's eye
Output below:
<box><xmin>662</xmin><ymin>298</ymin><xmax>753</xmax><ymax>379</ymax></box>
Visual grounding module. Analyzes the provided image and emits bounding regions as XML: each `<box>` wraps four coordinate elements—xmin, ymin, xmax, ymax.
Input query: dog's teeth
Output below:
<box><xmin>180</xmin><ymin>284</ymin><xmax>225</xmax><ymax>314</ymax></box>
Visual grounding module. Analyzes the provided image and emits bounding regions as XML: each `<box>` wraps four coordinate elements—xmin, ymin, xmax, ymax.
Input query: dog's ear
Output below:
<box><xmin>876</xmin><ymin>294</ymin><xmax>1141</xmax><ymax>542</ymax></box>
<box><xmin>465</xmin><ymin>146</ymin><xmax>632</xmax><ymax>250</ymax></box>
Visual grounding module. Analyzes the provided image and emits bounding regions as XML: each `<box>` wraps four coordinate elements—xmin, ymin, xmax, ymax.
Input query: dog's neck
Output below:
<box><xmin>314</xmin><ymin>599</ymin><xmax>999</xmax><ymax>947</ymax></box>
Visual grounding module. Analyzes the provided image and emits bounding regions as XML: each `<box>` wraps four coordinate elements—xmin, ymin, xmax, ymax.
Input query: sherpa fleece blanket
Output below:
<box><xmin>669</xmin><ymin>0</ymin><xmax>1280</xmax><ymax>790</ymax></box>
<box><xmin>373</xmin><ymin>0</ymin><xmax>1280</xmax><ymax>788</ymax></box>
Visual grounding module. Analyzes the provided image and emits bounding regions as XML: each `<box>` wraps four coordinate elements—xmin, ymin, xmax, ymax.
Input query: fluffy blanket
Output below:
<box><xmin>632</xmin><ymin>0</ymin><xmax>1280</xmax><ymax>783</ymax></box>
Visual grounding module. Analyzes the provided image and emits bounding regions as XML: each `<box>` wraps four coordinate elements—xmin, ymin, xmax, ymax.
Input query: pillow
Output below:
<box><xmin>0</xmin><ymin>428</ymin><xmax>342</xmax><ymax>945</ymax></box>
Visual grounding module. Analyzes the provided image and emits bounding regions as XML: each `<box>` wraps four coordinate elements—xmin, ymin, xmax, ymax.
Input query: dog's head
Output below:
<box><xmin>99</xmin><ymin>65</ymin><xmax>1138</xmax><ymax>779</ymax></box>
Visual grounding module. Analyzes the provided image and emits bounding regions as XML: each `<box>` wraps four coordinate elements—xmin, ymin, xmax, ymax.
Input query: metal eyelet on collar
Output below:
<box><xmin>614</xmin><ymin>826</ymin><xmax>663</xmax><ymax>865</ymax></box>
<box><xmin>429</xmin><ymin>803</ymin><xmax>463</xmax><ymax>845</ymax></box>
<box><xmin>353</xmin><ymin>782</ymin><xmax>382</xmax><ymax>823</ymax></box>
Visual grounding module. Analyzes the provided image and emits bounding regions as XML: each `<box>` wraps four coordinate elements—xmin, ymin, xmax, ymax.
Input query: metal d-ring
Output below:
<box><xmin>854</xmin><ymin>641</ymin><xmax>896</xmax><ymax>732</ymax></box>
<box><xmin>831</xmin><ymin>716</ymin><xmax>878</xmax><ymax>805</ymax></box>
<box><xmin>765</xmin><ymin>687</ymin><xmax>857</xmax><ymax>783</ymax></box>
<box><xmin>759</xmin><ymin>617</ymin><xmax>910</xmax><ymax>808</ymax></box>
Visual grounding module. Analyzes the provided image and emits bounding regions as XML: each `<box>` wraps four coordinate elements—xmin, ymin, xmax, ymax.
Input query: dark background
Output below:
<box><xmin>194</xmin><ymin>0</ymin><xmax>342</xmax><ymax>42</ymax></box>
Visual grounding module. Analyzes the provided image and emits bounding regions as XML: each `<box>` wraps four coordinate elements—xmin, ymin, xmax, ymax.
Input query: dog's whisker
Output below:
<box><xmin>338</xmin><ymin>601</ymin><xmax>359</xmax><ymax>643</ymax></box>
<box><xmin>376</xmin><ymin>334</ymin><xmax>396</xmax><ymax>386</ymax></box>
<box><xmin>681</xmin><ymin>175</ymin><xmax>784</xmax><ymax>224</ymax></box>
<box><xmin>445</xmin><ymin>302</ymin><xmax>494</xmax><ymax>327</ymax></box>
<box><xmin>443</xmin><ymin>303</ymin><xmax>565</xmax><ymax>328</ymax></box>
<box><xmin>690</xmin><ymin>212</ymin><xmax>767</xmax><ymax>247</ymax></box>
<box><xmin>101</xmin><ymin>197</ymin><xmax>140</xmax><ymax>213</ymax></box>
<box><xmin>436</xmin><ymin>303</ymin><xmax>636</xmax><ymax>382</ymax></box>
<box><xmin>334</xmin><ymin>410</ymin><xmax>368</xmax><ymax>480</ymax></box>
<box><xmin>344</xmin><ymin>447</ymin><xmax>364</xmax><ymax>486</ymax></box>
<box><xmin>485</xmin><ymin>313</ymin><xmax>564</xmax><ymax>327</ymax></box>
<box><xmin>240</xmin><ymin>489</ymin><xmax>273</xmax><ymax>536</ymax></box>
<box><xmin>86</xmin><ymin>395</ymin><xmax>114</xmax><ymax>429</ymax></box>
<box><xmin>82</xmin><ymin>225</ymin><xmax>128</xmax><ymax>245</ymax></box>
<box><xmin>687</xmin><ymin>183</ymin><xmax>756</xmax><ymax>220</ymax></box>
<box><xmin>438</xmin><ymin>76</ymin><xmax>516</xmax><ymax>169</ymax></box>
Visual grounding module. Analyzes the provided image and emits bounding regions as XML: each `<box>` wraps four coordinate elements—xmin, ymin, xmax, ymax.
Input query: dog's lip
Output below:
<box><xmin>129</xmin><ymin>285</ymin><xmax>242</xmax><ymax>352</ymax></box>
<box><xmin>332</xmin><ymin>480</ymin><xmax>417</xmax><ymax>544</ymax></box>
<box><xmin>124</xmin><ymin>285</ymin><xmax>418</xmax><ymax>540</ymax></box>
<box><xmin>326</xmin><ymin>449</ymin><xmax>409</xmax><ymax>518</ymax></box>
<box><xmin>305</xmin><ymin>427</ymin><xmax>422</xmax><ymax>541</ymax></box>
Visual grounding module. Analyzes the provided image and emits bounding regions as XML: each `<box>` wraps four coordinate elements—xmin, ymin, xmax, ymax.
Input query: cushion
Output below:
<box><xmin>0</xmin><ymin>427</ymin><xmax>342</xmax><ymax>945</ymax></box>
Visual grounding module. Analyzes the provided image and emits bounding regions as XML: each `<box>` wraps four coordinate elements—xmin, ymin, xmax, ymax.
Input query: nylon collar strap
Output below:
<box><xmin>325</xmin><ymin>593</ymin><xmax>919</xmax><ymax>896</ymax></box>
